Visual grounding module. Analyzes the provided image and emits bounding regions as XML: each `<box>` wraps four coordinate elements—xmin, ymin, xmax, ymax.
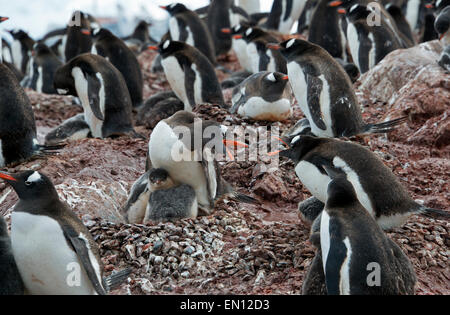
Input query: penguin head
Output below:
<box><xmin>346</xmin><ymin>4</ymin><xmax>371</xmax><ymax>22</ymax></box>
<box><xmin>242</xmin><ymin>27</ymin><xmax>265</xmax><ymax>42</ymax></box>
<box><xmin>0</xmin><ymin>171</ymin><xmax>59</xmax><ymax>202</ymax></box>
<box><xmin>160</xmin><ymin>3</ymin><xmax>188</xmax><ymax>15</ymax></box>
<box><xmin>326</xmin><ymin>174</ymin><xmax>359</xmax><ymax>209</ymax></box>
<box><xmin>32</xmin><ymin>42</ymin><xmax>52</xmax><ymax>57</ymax></box>
<box><xmin>435</xmin><ymin>6</ymin><xmax>450</xmax><ymax>36</ymax></box>
<box><xmin>435</xmin><ymin>0</ymin><xmax>450</xmax><ymax>13</ymax></box>
<box><xmin>90</xmin><ymin>27</ymin><xmax>110</xmax><ymax>40</ymax></box>
<box><xmin>8</xmin><ymin>29</ymin><xmax>29</xmax><ymax>40</ymax></box>
<box><xmin>150</xmin><ymin>39</ymin><xmax>185</xmax><ymax>58</ymax></box>
<box><xmin>274</xmin><ymin>39</ymin><xmax>316</xmax><ymax>61</ymax></box>
<box><xmin>148</xmin><ymin>168</ymin><xmax>175</xmax><ymax>191</ymax></box>
<box><xmin>260</xmin><ymin>72</ymin><xmax>290</xmax><ymax>94</ymax></box>
<box><xmin>279</xmin><ymin>135</ymin><xmax>321</xmax><ymax>163</ymax></box>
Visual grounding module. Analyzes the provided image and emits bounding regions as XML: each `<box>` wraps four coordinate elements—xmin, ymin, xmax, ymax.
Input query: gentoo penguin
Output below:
<box><xmin>207</xmin><ymin>0</ymin><xmax>234</xmax><ymax>56</ymax></box>
<box><xmin>122</xmin><ymin>170</ymin><xmax>153</xmax><ymax>224</ymax></box>
<box><xmin>64</xmin><ymin>11</ymin><xmax>95</xmax><ymax>62</ymax></box>
<box><xmin>0</xmin><ymin>39</ymin><xmax>59</xmax><ymax>167</ymax></box>
<box><xmin>0</xmin><ymin>215</ymin><xmax>24</xmax><ymax>295</ymax></box>
<box><xmin>91</xmin><ymin>28</ymin><xmax>143</xmax><ymax>108</ymax></box>
<box><xmin>148</xmin><ymin>40</ymin><xmax>225</xmax><ymax>111</ymax></box>
<box><xmin>273</xmin><ymin>39</ymin><xmax>406</xmax><ymax>138</ymax></box>
<box><xmin>123</xmin><ymin>20</ymin><xmax>156</xmax><ymax>53</ymax></box>
<box><xmin>438</xmin><ymin>44</ymin><xmax>450</xmax><ymax>71</ymax></box>
<box><xmin>265</xmin><ymin>0</ymin><xmax>307</xmax><ymax>34</ymax></box>
<box><xmin>303</xmin><ymin>175</ymin><xmax>416</xmax><ymax>295</ymax></box>
<box><xmin>144</xmin><ymin>168</ymin><xmax>198</xmax><ymax>223</ymax></box>
<box><xmin>0</xmin><ymin>171</ymin><xmax>129</xmax><ymax>295</ymax></box>
<box><xmin>385</xmin><ymin>3</ymin><xmax>416</xmax><ymax>46</ymax></box>
<box><xmin>136</xmin><ymin>91</ymin><xmax>184</xmax><ymax>129</ymax></box>
<box><xmin>242</xmin><ymin>27</ymin><xmax>286</xmax><ymax>73</ymax></box>
<box><xmin>148</xmin><ymin>111</ymin><xmax>254</xmax><ymax>215</ymax></box>
<box><xmin>297</xmin><ymin>0</ymin><xmax>320</xmax><ymax>33</ymax></box>
<box><xmin>435</xmin><ymin>6</ymin><xmax>450</xmax><ymax>46</ymax></box>
<box><xmin>231</xmin><ymin>71</ymin><xmax>294</xmax><ymax>121</ymax></box>
<box><xmin>161</xmin><ymin>3</ymin><xmax>216</xmax><ymax>64</ymax></box>
<box><xmin>346</xmin><ymin>4</ymin><xmax>402</xmax><ymax>74</ymax></box>
<box><xmin>8</xmin><ymin>29</ymin><xmax>34</xmax><ymax>74</ymax></box>
<box><xmin>40</xmin><ymin>27</ymin><xmax>67</xmax><ymax>60</ymax></box>
<box><xmin>279</xmin><ymin>135</ymin><xmax>450</xmax><ymax>230</ymax></box>
<box><xmin>225</xmin><ymin>23</ymin><xmax>254</xmax><ymax>72</ymax></box>
<box><xmin>22</xmin><ymin>42</ymin><xmax>63</xmax><ymax>94</ymax></box>
<box><xmin>307</xmin><ymin>0</ymin><xmax>347</xmax><ymax>60</ymax></box>
<box><xmin>421</xmin><ymin>3</ymin><xmax>439</xmax><ymax>43</ymax></box>
<box><xmin>49</xmin><ymin>53</ymin><xmax>139</xmax><ymax>143</ymax></box>
<box><xmin>404</xmin><ymin>0</ymin><xmax>429</xmax><ymax>34</ymax></box>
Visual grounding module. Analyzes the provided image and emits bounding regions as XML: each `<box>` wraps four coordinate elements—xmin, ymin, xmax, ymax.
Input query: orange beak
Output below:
<box><xmin>233</xmin><ymin>34</ymin><xmax>243</xmax><ymax>39</ymax></box>
<box><xmin>0</xmin><ymin>172</ymin><xmax>17</xmax><ymax>181</ymax></box>
<box><xmin>329</xmin><ymin>1</ymin><xmax>343</xmax><ymax>7</ymax></box>
<box><xmin>81</xmin><ymin>29</ymin><xmax>91</xmax><ymax>35</ymax></box>
<box><xmin>282</xmin><ymin>75</ymin><xmax>289</xmax><ymax>81</ymax></box>
<box><xmin>338</xmin><ymin>8</ymin><xmax>346</xmax><ymax>14</ymax></box>
<box><xmin>221</xmin><ymin>28</ymin><xmax>231</xmax><ymax>34</ymax></box>
<box><xmin>0</xmin><ymin>17</ymin><xmax>9</xmax><ymax>22</ymax></box>
<box><xmin>223</xmin><ymin>139</ymin><xmax>248</xmax><ymax>148</ymax></box>
<box><xmin>147</xmin><ymin>45</ymin><xmax>159</xmax><ymax>51</ymax></box>
<box><xmin>425</xmin><ymin>4</ymin><xmax>433</xmax><ymax>9</ymax></box>
<box><xmin>160</xmin><ymin>5</ymin><xmax>167</xmax><ymax>9</ymax></box>
<box><xmin>266</xmin><ymin>43</ymin><xmax>281</xmax><ymax>50</ymax></box>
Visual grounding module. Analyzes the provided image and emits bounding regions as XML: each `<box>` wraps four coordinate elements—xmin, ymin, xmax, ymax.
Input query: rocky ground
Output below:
<box><xmin>0</xmin><ymin>41</ymin><xmax>448</xmax><ymax>295</ymax></box>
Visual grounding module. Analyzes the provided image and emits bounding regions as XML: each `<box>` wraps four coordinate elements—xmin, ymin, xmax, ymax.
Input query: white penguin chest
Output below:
<box><xmin>71</xmin><ymin>67</ymin><xmax>105</xmax><ymax>138</ymax></box>
<box><xmin>238</xmin><ymin>96</ymin><xmax>292</xmax><ymax>121</ymax></box>
<box><xmin>247</xmin><ymin>43</ymin><xmax>260</xmax><ymax>73</ymax></box>
<box><xmin>36</xmin><ymin>66</ymin><xmax>44</xmax><ymax>93</ymax></box>
<box><xmin>295</xmin><ymin>160</ymin><xmax>331</xmax><ymax>202</ymax></box>
<box><xmin>11</xmin><ymin>40</ymin><xmax>22</xmax><ymax>70</ymax></box>
<box><xmin>169</xmin><ymin>17</ymin><xmax>181</xmax><ymax>41</ymax></box>
<box><xmin>233</xmin><ymin>40</ymin><xmax>251</xmax><ymax>72</ymax></box>
<box><xmin>191</xmin><ymin>63</ymin><xmax>203</xmax><ymax>105</ymax></box>
<box><xmin>347</xmin><ymin>23</ymin><xmax>360</xmax><ymax>71</ymax></box>
<box><xmin>405</xmin><ymin>0</ymin><xmax>420</xmax><ymax>31</ymax></box>
<box><xmin>161</xmin><ymin>56</ymin><xmax>191</xmax><ymax>111</ymax></box>
<box><xmin>11</xmin><ymin>212</ymin><xmax>97</xmax><ymax>295</ymax></box>
<box><xmin>148</xmin><ymin>122</ymin><xmax>209</xmax><ymax>206</ymax></box>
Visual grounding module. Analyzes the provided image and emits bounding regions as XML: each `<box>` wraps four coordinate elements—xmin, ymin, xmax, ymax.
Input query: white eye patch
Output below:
<box><xmin>266</xmin><ymin>73</ymin><xmax>276</xmax><ymax>82</ymax></box>
<box><xmin>291</xmin><ymin>135</ymin><xmax>301</xmax><ymax>145</ymax></box>
<box><xmin>26</xmin><ymin>171</ymin><xmax>42</xmax><ymax>183</ymax></box>
<box><xmin>246</xmin><ymin>28</ymin><xmax>253</xmax><ymax>36</ymax></box>
<box><xmin>350</xmin><ymin>4</ymin><xmax>359</xmax><ymax>13</ymax></box>
<box><xmin>286</xmin><ymin>38</ymin><xmax>296</xmax><ymax>49</ymax></box>
<box><xmin>163</xmin><ymin>40</ymin><xmax>170</xmax><ymax>49</ymax></box>
<box><xmin>92</xmin><ymin>28</ymin><xmax>100</xmax><ymax>36</ymax></box>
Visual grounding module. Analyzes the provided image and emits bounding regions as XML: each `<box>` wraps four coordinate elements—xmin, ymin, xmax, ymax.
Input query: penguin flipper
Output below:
<box><xmin>302</xmin><ymin>64</ymin><xmax>327</xmax><ymax>131</ymax></box>
<box><xmin>86</xmin><ymin>73</ymin><xmax>105</xmax><ymax>121</ymax></box>
<box><xmin>62</xmin><ymin>226</ymin><xmax>107</xmax><ymax>295</ymax></box>
<box><xmin>183</xmin><ymin>62</ymin><xmax>197</xmax><ymax>108</ymax></box>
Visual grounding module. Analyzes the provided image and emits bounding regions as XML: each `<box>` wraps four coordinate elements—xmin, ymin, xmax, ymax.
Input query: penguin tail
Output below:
<box><xmin>362</xmin><ymin>116</ymin><xmax>408</xmax><ymax>134</ymax></box>
<box><xmin>35</xmin><ymin>143</ymin><xmax>66</xmax><ymax>156</ymax></box>
<box><xmin>103</xmin><ymin>268</ymin><xmax>132</xmax><ymax>292</ymax></box>
<box><xmin>233</xmin><ymin>192</ymin><xmax>260</xmax><ymax>205</ymax></box>
<box><xmin>418</xmin><ymin>207</ymin><xmax>450</xmax><ymax>220</ymax></box>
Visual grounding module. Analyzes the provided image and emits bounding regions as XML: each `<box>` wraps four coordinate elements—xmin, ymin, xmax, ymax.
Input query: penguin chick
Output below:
<box><xmin>148</xmin><ymin>39</ymin><xmax>225</xmax><ymax>111</ymax></box>
<box><xmin>144</xmin><ymin>168</ymin><xmax>198</xmax><ymax>223</ymax></box>
<box><xmin>0</xmin><ymin>215</ymin><xmax>25</xmax><ymax>295</ymax></box>
<box><xmin>231</xmin><ymin>71</ymin><xmax>294</xmax><ymax>121</ymax></box>
<box><xmin>334</xmin><ymin>58</ymin><xmax>360</xmax><ymax>83</ymax></box>
<box><xmin>279</xmin><ymin>135</ymin><xmax>450</xmax><ymax>230</ymax></box>
<box><xmin>64</xmin><ymin>11</ymin><xmax>94</xmax><ymax>62</ymax></box>
<box><xmin>274</xmin><ymin>38</ymin><xmax>406</xmax><ymax>138</ymax></box>
<box><xmin>303</xmin><ymin>175</ymin><xmax>416</xmax><ymax>295</ymax></box>
<box><xmin>0</xmin><ymin>171</ymin><xmax>129</xmax><ymax>295</ymax></box>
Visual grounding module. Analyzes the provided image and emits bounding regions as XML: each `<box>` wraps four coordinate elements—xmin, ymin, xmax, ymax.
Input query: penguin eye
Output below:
<box><xmin>25</xmin><ymin>181</ymin><xmax>32</xmax><ymax>186</ymax></box>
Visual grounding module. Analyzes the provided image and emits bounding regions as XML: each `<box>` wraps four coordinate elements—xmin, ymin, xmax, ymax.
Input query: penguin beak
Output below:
<box><xmin>147</xmin><ymin>45</ymin><xmax>159</xmax><ymax>52</ymax></box>
<box><xmin>425</xmin><ymin>4</ymin><xmax>433</xmax><ymax>9</ymax></box>
<box><xmin>328</xmin><ymin>1</ymin><xmax>343</xmax><ymax>7</ymax></box>
<box><xmin>223</xmin><ymin>139</ymin><xmax>248</xmax><ymax>148</ymax></box>
<box><xmin>267</xmin><ymin>136</ymin><xmax>289</xmax><ymax>156</ymax></box>
<box><xmin>0</xmin><ymin>172</ymin><xmax>17</xmax><ymax>182</ymax></box>
<box><xmin>221</xmin><ymin>28</ymin><xmax>231</xmax><ymax>34</ymax></box>
<box><xmin>337</xmin><ymin>8</ymin><xmax>346</xmax><ymax>14</ymax></box>
<box><xmin>233</xmin><ymin>34</ymin><xmax>243</xmax><ymax>39</ymax></box>
<box><xmin>282</xmin><ymin>75</ymin><xmax>289</xmax><ymax>81</ymax></box>
<box><xmin>266</xmin><ymin>43</ymin><xmax>281</xmax><ymax>50</ymax></box>
<box><xmin>278</xmin><ymin>149</ymin><xmax>293</xmax><ymax>159</ymax></box>
<box><xmin>160</xmin><ymin>5</ymin><xmax>167</xmax><ymax>10</ymax></box>
<box><xmin>81</xmin><ymin>29</ymin><xmax>91</xmax><ymax>36</ymax></box>
<box><xmin>0</xmin><ymin>17</ymin><xmax>9</xmax><ymax>22</ymax></box>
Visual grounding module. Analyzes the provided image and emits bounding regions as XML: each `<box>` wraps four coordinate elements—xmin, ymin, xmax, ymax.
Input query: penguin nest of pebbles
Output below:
<box><xmin>0</xmin><ymin>46</ymin><xmax>448</xmax><ymax>295</ymax></box>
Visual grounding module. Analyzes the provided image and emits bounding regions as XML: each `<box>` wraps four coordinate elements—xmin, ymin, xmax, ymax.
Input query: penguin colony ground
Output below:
<box><xmin>0</xmin><ymin>1</ymin><xmax>449</xmax><ymax>295</ymax></box>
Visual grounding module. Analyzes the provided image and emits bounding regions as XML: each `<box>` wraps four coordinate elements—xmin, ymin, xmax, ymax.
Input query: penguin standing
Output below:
<box><xmin>303</xmin><ymin>174</ymin><xmax>416</xmax><ymax>295</ymax></box>
<box><xmin>64</xmin><ymin>11</ymin><xmax>95</xmax><ymax>62</ymax></box>
<box><xmin>207</xmin><ymin>0</ymin><xmax>234</xmax><ymax>56</ymax></box>
<box><xmin>148</xmin><ymin>111</ymin><xmax>253</xmax><ymax>215</ymax></box>
<box><xmin>0</xmin><ymin>25</ymin><xmax>58</xmax><ymax>167</ymax></box>
<box><xmin>231</xmin><ymin>71</ymin><xmax>294</xmax><ymax>121</ymax></box>
<box><xmin>225</xmin><ymin>23</ymin><xmax>254</xmax><ymax>72</ymax></box>
<box><xmin>273</xmin><ymin>39</ymin><xmax>405</xmax><ymax>138</ymax></box>
<box><xmin>266</xmin><ymin>0</ymin><xmax>307</xmax><ymax>34</ymax></box>
<box><xmin>346</xmin><ymin>4</ymin><xmax>402</xmax><ymax>74</ymax></box>
<box><xmin>0</xmin><ymin>171</ymin><xmax>129</xmax><ymax>295</ymax></box>
<box><xmin>22</xmin><ymin>43</ymin><xmax>63</xmax><ymax>94</ymax></box>
<box><xmin>0</xmin><ymin>215</ymin><xmax>24</xmax><ymax>295</ymax></box>
<box><xmin>385</xmin><ymin>3</ymin><xmax>416</xmax><ymax>46</ymax></box>
<box><xmin>307</xmin><ymin>0</ymin><xmax>348</xmax><ymax>60</ymax></box>
<box><xmin>49</xmin><ymin>53</ymin><xmax>139</xmax><ymax>143</ymax></box>
<box><xmin>242</xmin><ymin>27</ymin><xmax>286</xmax><ymax>73</ymax></box>
<box><xmin>144</xmin><ymin>168</ymin><xmax>198</xmax><ymax>223</ymax></box>
<box><xmin>435</xmin><ymin>6</ymin><xmax>450</xmax><ymax>46</ymax></box>
<box><xmin>161</xmin><ymin>3</ymin><xmax>216</xmax><ymax>64</ymax></box>
<box><xmin>91</xmin><ymin>28</ymin><xmax>143</xmax><ymax>108</ymax></box>
<box><xmin>9</xmin><ymin>29</ymin><xmax>34</xmax><ymax>74</ymax></box>
<box><xmin>148</xmin><ymin>40</ymin><xmax>225</xmax><ymax>111</ymax></box>
<box><xmin>279</xmin><ymin>135</ymin><xmax>449</xmax><ymax>230</ymax></box>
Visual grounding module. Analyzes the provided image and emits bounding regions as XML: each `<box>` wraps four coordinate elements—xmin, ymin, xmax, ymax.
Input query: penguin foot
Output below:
<box><xmin>103</xmin><ymin>268</ymin><xmax>132</xmax><ymax>292</ymax></box>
